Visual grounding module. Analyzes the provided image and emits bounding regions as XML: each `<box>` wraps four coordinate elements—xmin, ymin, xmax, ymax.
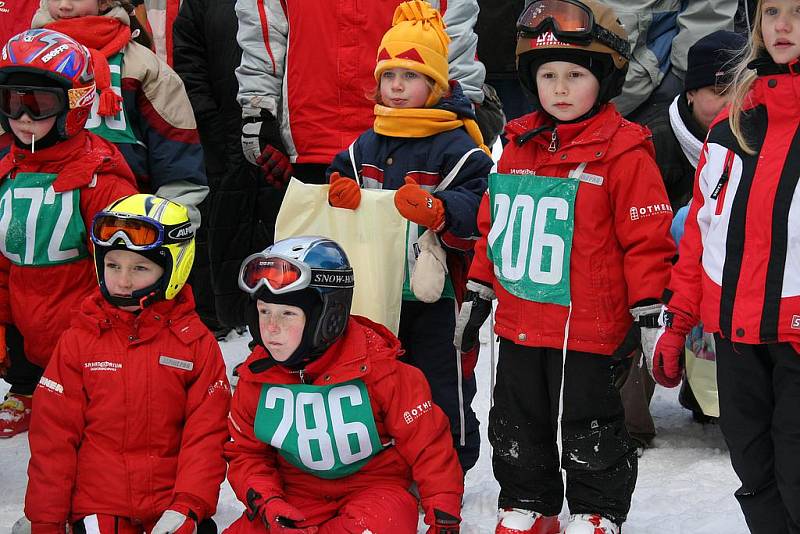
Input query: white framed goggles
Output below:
<box><xmin>238</xmin><ymin>252</ymin><xmax>354</xmax><ymax>295</ymax></box>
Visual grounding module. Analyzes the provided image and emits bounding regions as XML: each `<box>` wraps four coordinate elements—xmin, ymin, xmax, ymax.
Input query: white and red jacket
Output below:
<box><xmin>667</xmin><ymin>68</ymin><xmax>800</xmax><ymax>345</ymax></box>
<box><xmin>26</xmin><ymin>288</ymin><xmax>230</xmax><ymax>532</ymax></box>
<box><xmin>234</xmin><ymin>0</ymin><xmax>485</xmax><ymax>165</ymax></box>
<box><xmin>470</xmin><ymin>105</ymin><xmax>675</xmax><ymax>355</ymax></box>
<box><xmin>225</xmin><ymin>315</ymin><xmax>463</xmax><ymax>530</ymax></box>
<box><xmin>0</xmin><ymin>0</ymin><xmax>37</xmax><ymax>47</ymax></box>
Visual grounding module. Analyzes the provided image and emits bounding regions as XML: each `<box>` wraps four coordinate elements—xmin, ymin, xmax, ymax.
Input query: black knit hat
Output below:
<box><xmin>685</xmin><ymin>30</ymin><xmax>747</xmax><ymax>92</ymax></box>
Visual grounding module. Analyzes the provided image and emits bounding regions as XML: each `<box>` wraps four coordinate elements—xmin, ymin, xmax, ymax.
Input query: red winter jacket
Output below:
<box><xmin>26</xmin><ymin>288</ymin><xmax>231</xmax><ymax>533</ymax></box>
<box><xmin>470</xmin><ymin>105</ymin><xmax>675</xmax><ymax>355</ymax></box>
<box><xmin>0</xmin><ymin>132</ymin><xmax>137</xmax><ymax>367</ymax></box>
<box><xmin>667</xmin><ymin>71</ymin><xmax>800</xmax><ymax>345</ymax></box>
<box><xmin>0</xmin><ymin>0</ymin><xmax>38</xmax><ymax>47</ymax></box>
<box><xmin>226</xmin><ymin>315</ymin><xmax>463</xmax><ymax>530</ymax></box>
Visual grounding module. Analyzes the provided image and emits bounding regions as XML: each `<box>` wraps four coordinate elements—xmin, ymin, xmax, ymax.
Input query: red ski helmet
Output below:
<box><xmin>0</xmin><ymin>29</ymin><xmax>96</xmax><ymax>139</ymax></box>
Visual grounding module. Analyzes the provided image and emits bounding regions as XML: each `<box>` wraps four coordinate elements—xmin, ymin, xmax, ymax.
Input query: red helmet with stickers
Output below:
<box><xmin>0</xmin><ymin>29</ymin><xmax>96</xmax><ymax>139</ymax></box>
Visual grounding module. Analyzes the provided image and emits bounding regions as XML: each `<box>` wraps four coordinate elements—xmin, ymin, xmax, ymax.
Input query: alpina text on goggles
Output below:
<box><xmin>517</xmin><ymin>0</ymin><xmax>630</xmax><ymax>59</ymax></box>
<box><xmin>239</xmin><ymin>253</ymin><xmax>354</xmax><ymax>296</ymax></box>
<box><xmin>0</xmin><ymin>85</ymin><xmax>66</xmax><ymax>120</ymax></box>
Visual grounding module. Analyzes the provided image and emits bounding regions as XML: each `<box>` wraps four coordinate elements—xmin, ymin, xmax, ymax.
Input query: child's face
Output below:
<box><xmin>687</xmin><ymin>85</ymin><xmax>730</xmax><ymax>131</ymax></box>
<box><xmin>379</xmin><ymin>68</ymin><xmax>431</xmax><ymax>108</ymax></box>
<box><xmin>47</xmin><ymin>0</ymin><xmax>101</xmax><ymax>20</ymax></box>
<box><xmin>257</xmin><ymin>301</ymin><xmax>306</xmax><ymax>362</ymax></box>
<box><xmin>103</xmin><ymin>249</ymin><xmax>165</xmax><ymax>312</ymax></box>
<box><xmin>536</xmin><ymin>61</ymin><xmax>600</xmax><ymax>122</ymax></box>
<box><xmin>761</xmin><ymin>0</ymin><xmax>800</xmax><ymax>64</ymax></box>
<box><xmin>8</xmin><ymin>114</ymin><xmax>57</xmax><ymax>146</ymax></box>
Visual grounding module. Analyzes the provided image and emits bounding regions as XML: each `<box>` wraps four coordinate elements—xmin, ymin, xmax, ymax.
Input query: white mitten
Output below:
<box><xmin>410</xmin><ymin>229</ymin><xmax>448</xmax><ymax>303</ymax></box>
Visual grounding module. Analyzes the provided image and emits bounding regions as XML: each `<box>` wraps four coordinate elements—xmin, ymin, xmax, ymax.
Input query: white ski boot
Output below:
<box><xmin>563</xmin><ymin>514</ymin><xmax>620</xmax><ymax>534</ymax></box>
<box><xmin>495</xmin><ymin>508</ymin><xmax>560</xmax><ymax>534</ymax></box>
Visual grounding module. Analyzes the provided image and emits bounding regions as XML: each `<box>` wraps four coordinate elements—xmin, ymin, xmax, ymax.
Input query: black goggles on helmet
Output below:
<box><xmin>517</xmin><ymin>0</ymin><xmax>630</xmax><ymax>59</ymax></box>
<box><xmin>0</xmin><ymin>85</ymin><xmax>66</xmax><ymax>121</ymax></box>
<box><xmin>239</xmin><ymin>252</ymin><xmax>354</xmax><ymax>296</ymax></box>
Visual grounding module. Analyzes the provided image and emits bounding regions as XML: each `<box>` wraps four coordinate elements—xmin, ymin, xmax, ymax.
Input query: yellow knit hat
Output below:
<box><xmin>374</xmin><ymin>1</ymin><xmax>451</xmax><ymax>94</ymax></box>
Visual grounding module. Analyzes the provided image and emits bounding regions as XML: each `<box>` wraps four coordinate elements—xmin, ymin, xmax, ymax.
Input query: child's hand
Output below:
<box><xmin>328</xmin><ymin>172</ymin><xmax>361</xmax><ymax>209</ymax></box>
<box><xmin>427</xmin><ymin>509</ymin><xmax>461</xmax><ymax>534</ymax></box>
<box><xmin>394</xmin><ymin>177</ymin><xmax>446</xmax><ymax>231</ymax></box>
<box><xmin>454</xmin><ymin>280</ymin><xmax>495</xmax><ymax>352</ymax></box>
<box><xmin>651</xmin><ymin>307</ymin><xmax>693</xmax><ymax>388</ymax></box>
<box><xmin>150</xmin><ymin>510</ymin><xmax>195</xmax><ymax>534</ymax></box>
<box><xmin>246</xmin><ymin>489</ymin><xmax>318</xmax><ymax>533</ymax></box>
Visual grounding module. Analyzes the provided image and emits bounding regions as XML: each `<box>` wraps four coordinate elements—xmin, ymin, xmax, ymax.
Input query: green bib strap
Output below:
<box><xmin>487</xmin><ymin>171</ymin><xmax>580</xmax><ymax>306</ymax></box>
<box><xmin>85</xmin><ymin>52</ymin><xmax>138</xmax><ymax>145</ymax></box>
<box><xmin>0</xmin><ymin>173</ymin><xmax>88</xmax><ymax>266</ymax></box>
<box><xmin>254</xmin><ymin>379</ymin><xmax>384</xmax><ymax>479</ymax></box>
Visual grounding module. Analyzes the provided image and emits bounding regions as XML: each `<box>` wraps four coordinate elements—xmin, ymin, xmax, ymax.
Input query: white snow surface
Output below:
<box><xmin>0</xmin><ymin>324</ymin><xmax>749</xmax><ymax>533</ymax></box>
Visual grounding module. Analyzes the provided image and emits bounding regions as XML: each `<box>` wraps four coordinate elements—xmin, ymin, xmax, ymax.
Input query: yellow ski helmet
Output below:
<box><xmin>90</xmin><ymin>194</ymin><xmax>195</xmax><ymax>308</ymax></box>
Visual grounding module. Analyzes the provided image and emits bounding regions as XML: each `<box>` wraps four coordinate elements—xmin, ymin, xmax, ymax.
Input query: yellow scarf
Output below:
<box><xmin>373</xmin><ymin>104</ymin><xmax>491</xmax><ymax>156</ymax></box>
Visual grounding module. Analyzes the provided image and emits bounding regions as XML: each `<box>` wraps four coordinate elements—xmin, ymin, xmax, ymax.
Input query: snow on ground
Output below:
<box><xmin>0</xmin><ymin>323</ymin><xmax>749</xmax><ymax>533</ymax></box>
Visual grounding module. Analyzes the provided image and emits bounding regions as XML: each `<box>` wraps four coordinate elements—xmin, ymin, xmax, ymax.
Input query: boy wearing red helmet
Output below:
<box><xmin>454</xmin><ymin>1</ymin><xmax>675</xmax><ymax>533</ymax></box>
<box><xmin>0</xmin><ymin>28</ymin><xmax>137</xmax><ymax>438</ymax></box>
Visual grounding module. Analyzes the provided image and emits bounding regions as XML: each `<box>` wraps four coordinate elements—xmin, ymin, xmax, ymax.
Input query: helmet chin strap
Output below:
<box><xmin>30</xmin><ymin>133</ymin><xmax>34</xmax><ymax>154</ymax></box>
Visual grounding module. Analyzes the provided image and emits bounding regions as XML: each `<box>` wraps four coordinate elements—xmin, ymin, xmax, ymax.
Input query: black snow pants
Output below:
<box><xmin>490</xmin><ymin>339</ymin><xmax>637</xmax><ymax>524</ymax></box>
<box><xmin>715</xmin><ymin>336</ymin><xmax>800</xmax><ymax>534</ymax></box>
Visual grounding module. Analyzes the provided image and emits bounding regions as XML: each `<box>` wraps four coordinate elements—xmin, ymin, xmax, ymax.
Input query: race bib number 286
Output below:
<box><xmin>486</xmin><ymin>173</ymin><xmax>578</xmax><ymax>306</ymax></box>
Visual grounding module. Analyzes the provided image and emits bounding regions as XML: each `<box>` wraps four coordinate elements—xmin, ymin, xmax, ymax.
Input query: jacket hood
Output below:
<box><xmin>504</xmin><ymin>104</ymin><xmax>655</xmax><ymax>161</ymax></box>
<box><xmin>0</xmin><ymin>131</ymin><xmax>136</xmax><ymax>192</ymax></box>
<box><xmin>434</xmin><ymin>81</ymin><xmax>477</xmax><ymax>120</ymax></box>
<box><xmin>238</xmin><ymin>315</ymin><xmax>403</xmax><ymax>384</ymax></box>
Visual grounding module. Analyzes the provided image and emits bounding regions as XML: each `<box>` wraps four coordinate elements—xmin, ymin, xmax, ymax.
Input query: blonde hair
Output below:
<box><xmin>727</xmin><ymin>4</ymin><xmax>766</xmax><ymax>155</ymax></box>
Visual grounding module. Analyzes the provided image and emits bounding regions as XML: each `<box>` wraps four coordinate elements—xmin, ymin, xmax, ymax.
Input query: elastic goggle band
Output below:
<box><xmin>0</xmin><ymin>85</ymin><xmax>66</xmax><ymax>120</ymax></box>
<box><xmin>239</xmin><ymin>253</ymin><xmax>354</xmax><ymax>296</ymax></box>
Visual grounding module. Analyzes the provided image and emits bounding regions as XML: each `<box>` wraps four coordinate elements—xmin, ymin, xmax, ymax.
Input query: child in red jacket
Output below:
<box><xmin>453</xmin><ymin>1</ymin><xmax>675</xmax><ymax>533</ymax></box>
<box><xmin>225</xmin><ymin>236</ymin><xmax>463</xmax><ymax>534</ymax></box>
<box><xmin>0</xmin><ymin>29</ymin><xmax>138</xmax><ymax>438</ymax></box>
<box><xmin>25</xmin><ymin>194</ymin><xmax>230</xmax><ymax>533</ymax></box>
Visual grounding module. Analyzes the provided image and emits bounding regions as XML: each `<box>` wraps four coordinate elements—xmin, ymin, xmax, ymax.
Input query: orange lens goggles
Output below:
<box><xmin>239</xmin><ymin>255</ymin><xmax>310</xmax><ymax>295</ymax></box>
<box><xmin>91</xmin><ymin>214</ymin><xmax>163</xmax><ymax>250</ymax></box>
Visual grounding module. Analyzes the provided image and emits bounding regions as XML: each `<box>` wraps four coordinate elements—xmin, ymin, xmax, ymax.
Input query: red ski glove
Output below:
<box><xmin>257</xmin><ymin>145</ymin><xmax>293</xmax><ymax>189</ymax></box>
<box><xmin>246</xmin><ymin>489</ymin><xmax>317</xmax><ymax>533</ymax></box>
<box><xmin>426</xmin><ymin>509</ymin><xmax>461</xmax><ymax>534</ymax></box>
<box><xmin>394</xmin><ymin>177</ymin><xmax>446</xmax><ymax>231</ymax></box>
<box><xmin>327</xmin><ymin>172</ymin><xmax>361</xmax><ymax>209</ymax></box>
<box><xmin>652</xmin><ymin>307</ymin><xmax>694</xmax><ymax>388</ymax></box>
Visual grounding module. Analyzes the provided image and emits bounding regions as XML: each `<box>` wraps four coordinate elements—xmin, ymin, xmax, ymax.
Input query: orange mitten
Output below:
<box><xmin>394</xmin><ymin>177</ymin><xmax>445</xmax><ymax>231</ymax></box>
<box><xmin>328</xmin><ymin>172</ymin><xmax>361</xmax><ymax>209</ymax></box>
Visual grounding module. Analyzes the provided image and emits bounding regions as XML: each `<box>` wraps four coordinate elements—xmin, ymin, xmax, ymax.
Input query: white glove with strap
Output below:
<box><xmin>630</xmin><ymin>303</ymin><xmax>663</xmax><ymax>378</ymax></box>
<box><xmin>150</xmin><ymin>510</ymin><xmax>196</xmax><ymax>534</ymax></box>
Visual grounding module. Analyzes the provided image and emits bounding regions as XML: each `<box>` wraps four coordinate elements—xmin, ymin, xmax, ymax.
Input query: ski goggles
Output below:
<box><xmin>239</xmin><ymin>253</ymin><xmax>354</xmax><ymax>296</ymax></box>
<box><xmin>517</xmin><ymin>0</ymin><xmax>630</xmax><ymax>58</ymax></box>
<box><xmin>91</xmin><ymin>212</ymin><xmax>193</xmax><ymax>251</ymax></box>
<box><xmin>0</xmin><ymin>86</ymin><xmax>66</xmax><ymax>120</ymax></box>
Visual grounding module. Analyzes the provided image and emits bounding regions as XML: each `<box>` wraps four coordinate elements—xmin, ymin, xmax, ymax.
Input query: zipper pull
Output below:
<box><xmin>710</xmin><ymin>149</ymin><xmax>735</xmax><ymax>200</ymax></box>
<box><xmin>548</xmin><ymin>129</ymin><xmax>559</xmax><ymax>153</ymax></box>
<box><xmin>298</xmin><ymin>369</ymin><xmax>306</xmax><ymax>384</ymax></box>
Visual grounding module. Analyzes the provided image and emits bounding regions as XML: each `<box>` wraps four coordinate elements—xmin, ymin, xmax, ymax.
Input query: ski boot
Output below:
<box><xmin>563</xmin><ymin>514</ymin><xmax>620</xmax><ymax>534</ymax></box>
<box><xmin>0</xmin><ymin>393</ymin><xmax>32</xmax><ymax>438</ymax></box>
<box><xmin>495</xmin><ymin>508</ymin><xmax>560</xmax><ymax>534</ymax></box>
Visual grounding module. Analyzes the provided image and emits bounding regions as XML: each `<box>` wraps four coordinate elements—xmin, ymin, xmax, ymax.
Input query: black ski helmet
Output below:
<box><xmin>239</xmin><ymin>236</ymin><xmax>354</xmax><ymax>369</ymax></box>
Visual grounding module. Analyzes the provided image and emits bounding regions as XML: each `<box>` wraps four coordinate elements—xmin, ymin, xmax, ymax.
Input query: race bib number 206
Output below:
<box><xmin>487</xmin><ymin>173</ymin><xmax>578</xmax><ymax>306</ymax></box>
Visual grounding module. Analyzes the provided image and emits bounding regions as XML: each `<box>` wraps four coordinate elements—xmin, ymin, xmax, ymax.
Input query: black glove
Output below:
<box><xmin>241</xmin><ymin>109</ymin><xmax>293</xmax><ymax>187</ymax></box>
<box><xmin>453</xmin><ymin>280</ymin><xmax>495</xmax><ymax>352</ymax></box>
<box><xmin>428</xmin><ymin>509</ymin><xmax>461</xmax><ymax>534</ymax></box>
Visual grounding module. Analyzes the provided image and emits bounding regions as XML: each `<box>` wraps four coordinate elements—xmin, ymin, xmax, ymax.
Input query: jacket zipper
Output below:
<box><xmin>548</xmin><ymin>128</ymin><xmax>559</xmax><ymax>152</ymax></box>
<box><xmin>711</xmin><ymin>149</ymin><xmax>734</xmax><ymax>215</ymax></box>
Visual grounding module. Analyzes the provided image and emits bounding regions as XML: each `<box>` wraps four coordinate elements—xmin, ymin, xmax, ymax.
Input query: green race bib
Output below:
<box><xmin>0</xmin><ymin>173</ymin><xmax>88</xmax><ymax>266</ymax></box>
<box><xmin>487</xmin><ymin>172</ymin><xmax>578</xmax><ymax>306</ymax></box>
<box><xmin>254</xmin><ymin>380</ymin><xmax>384</xmax><ymax>479</ymax></box>
<box><xmin>85</xmin><ymin>53</ymin><xmax>138</xmax><ymax>145</ymax></box>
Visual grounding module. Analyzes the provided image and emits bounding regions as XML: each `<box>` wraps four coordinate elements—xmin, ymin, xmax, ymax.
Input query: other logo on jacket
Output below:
<box><xmin>84</xmin><ymin>361</ymin><xmax>123</xmax><ymax>372</ymax></box>
<box><xmin>629</xmin><ymin>203</ymin><xmax>673</xmax><ymax>221</ymax></box>
<box><xmin>402</xmin><ymin>400</ymin><xmax>434</xmax><ymax>424</ymax></box>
